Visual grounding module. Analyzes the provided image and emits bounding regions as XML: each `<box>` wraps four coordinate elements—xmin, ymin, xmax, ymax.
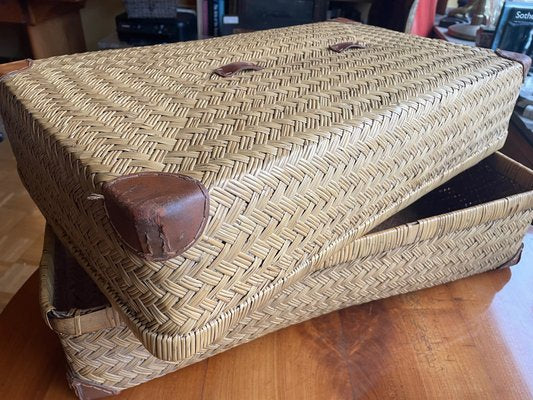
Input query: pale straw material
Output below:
<box><xmin>1</xmin><ymin>21</ymin><xmax>524</xmax><ymax>361</ymax></box>
<box><xmin>40</xmin><ymin>152</ymin><xmax>533</xmax><ymax>392</ymax></box>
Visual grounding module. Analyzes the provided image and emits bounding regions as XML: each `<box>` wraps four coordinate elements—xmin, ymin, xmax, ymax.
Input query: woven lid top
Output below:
<box><xmin>0</xmin><ymin>21</ymin><xmax>523</xmax><ymax>361</ymax></box>
<box><xmin>2</xmin><ymin>21</ymin><xmax>515</xmax><ymax>185</ymax></box>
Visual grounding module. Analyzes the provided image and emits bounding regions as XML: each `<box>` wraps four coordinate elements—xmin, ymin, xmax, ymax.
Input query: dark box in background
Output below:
<box><xmin>116</xmin><ymin>12</ymin><xmax>197</xmax><ymax>45</ymax></box>
<box><xmin>239</xmin><ymin>0</ymin><xmax>315</xmax><ymax>30</ymax></box>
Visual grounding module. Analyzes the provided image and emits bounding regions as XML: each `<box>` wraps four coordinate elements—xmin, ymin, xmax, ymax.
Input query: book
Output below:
<box><xmin>208</xmin><ymin>0</ymin><xmax>220</xmax><ymax>36</ymax></box>
<box><xmin>492</xmin><ymin>0</ymin><xmax>533</xmax><ymax>57</ymax></box>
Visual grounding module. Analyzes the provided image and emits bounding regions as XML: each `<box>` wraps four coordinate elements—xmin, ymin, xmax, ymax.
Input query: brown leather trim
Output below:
<box><xmin>213</xmin><ymin>61</ymin><xmax>263</xmax><ymax>77</ymax></box>
<box><xmin>102</xmin><ymin>172</ymin><xmax>210</xmax><ymax>262</ymax></box>
<box><xmin>495</xmin><ymin>244</ymin><xmax>523</xmax><ymax>270</ymax></box>
<box><xmin>329</xmin><ymin>41</ymin><xmax>366</xmax><ymax>53</ymax></box>
<box><xmin>495</xmin><ymin>49</ymin><xmax>531</xmax><ymax>82</ymax></box>
<box><xmin>67</xmin><ymin>370</ymin><xmax>120</xmax><ymax>400</ymax></box>
<box><xmin>0</xmin><ymin>59</ymin><xmax>32</xmax><ymax>81</ymax></box>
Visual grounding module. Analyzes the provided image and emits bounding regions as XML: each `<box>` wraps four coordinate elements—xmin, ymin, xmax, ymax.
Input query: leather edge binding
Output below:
<box><xmin>495</xmin><ymin>49</ymin><xmax>531</xmax><ymax>82</ymax></box>
<box><xmin>0</xmin><ymin>59</ymin><xmax>33</xmax><ymax>81</ymax></box>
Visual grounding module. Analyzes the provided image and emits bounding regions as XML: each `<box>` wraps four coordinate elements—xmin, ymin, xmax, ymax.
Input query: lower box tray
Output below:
<box><xmin>40</xmin><ymin>152</ymin><xmax>533</xmax><ymax>399</ymax></box>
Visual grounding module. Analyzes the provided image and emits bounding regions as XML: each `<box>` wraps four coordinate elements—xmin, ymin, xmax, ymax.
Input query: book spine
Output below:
<box><xmin>208</xmin><ymin>0</ymin><xmax>214</xmax><ymax>36</ymax></box>
<box><xmin>492</xmin><ymin>4</ymin><xmax>513</xmax><ymax>50</ymax></box>
<box><xmin>203</xmin><ymin>0</ymin><xmax>209</xmax><ymax>37</ymax></box>
<box><xmin>213</xmin><ymin>0</ymin><xmax>220</xmax><ymax>36</ymax></box>
<box><xmin>218</xmin><ymin>0</ymin><xmax>225</xmax><ymax>35</ymax></box>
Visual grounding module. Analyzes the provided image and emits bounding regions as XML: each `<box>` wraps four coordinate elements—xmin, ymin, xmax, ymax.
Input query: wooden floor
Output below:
<box><xmin>0</xmin><ymin>135</ymin><xmax>45</xmax><ymax>312</ymax></box>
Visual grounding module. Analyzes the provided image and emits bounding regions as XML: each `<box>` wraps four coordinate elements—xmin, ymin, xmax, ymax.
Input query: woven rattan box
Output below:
<box><xmin>0</xmin><ymin>20</ymin><xmax>529</xmax><ymax>364</ymax></box>
<box><xmin>41</xmin><ymin>152</ymin><xmax>533</xmax><ymax>398</ymax></box>
<box><xmin>41</xmin><ymin>153</ymin><xmax>533</xmax><ymax>398</ymax></box>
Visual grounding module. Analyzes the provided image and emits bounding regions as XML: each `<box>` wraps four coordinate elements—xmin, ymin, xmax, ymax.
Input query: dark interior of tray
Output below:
<box><xmin>53</xmin><ymin>157</ymin><xmax>530</xmax><ymax>313</ymax></box>
<box><xmin>371</xmin><ymin>157</ymin><xmax>530</xmax><ymax>233</ymax></box>
<box><xmin>53</xmin><ymin>240</ymin><xmax>110</xmax><ymax>313</ymax></box>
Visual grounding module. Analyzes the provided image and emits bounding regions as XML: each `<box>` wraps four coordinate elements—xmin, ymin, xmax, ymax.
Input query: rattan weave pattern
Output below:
<box><xmin>41</xmin><ymin>152</ymin><xmax>533</xmax><ymax>391</ymax></box>
<box><xmin>55</xmin><ymin>216</ymin><xmax>530</xmax><ymax>391</ymax></box>
<box><xmin>1</xmin><ymin>21</ymin><xmax>524</xmax><ymax>361</ymax></box>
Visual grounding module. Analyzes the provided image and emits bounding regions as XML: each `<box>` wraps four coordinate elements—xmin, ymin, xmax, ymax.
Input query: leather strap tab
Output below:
<box><xmin>329</xmin><ymin>41</ymin><xmax>366</xmax><ymax>53</ymax></box>
<box><xmin>213</xmin><ymin>61</ymin><xmax>263</xmax><ymax>77</ymax></box>
<box><xmin>102</xmin><ymin>172</ymin><xmax>210</xmax><ymax>262</ymax></box>
<box><xmin>495</xmin><ymin>49</ymin><xmax>531</xmax><ymax>81</ymax></box>
<box><xmin>0</xmin><ymin>59</ymin><xmax>32</xmax><ymax>81</ymax></box>
<box><xmin>48</xmin><ymin>307</ymin><xmax>123</xmax><ymax>335</ymax></box>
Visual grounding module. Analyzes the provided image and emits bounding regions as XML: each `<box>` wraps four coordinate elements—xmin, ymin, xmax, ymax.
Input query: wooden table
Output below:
<box><xmin>433</xmin><ymin>15</ymin><xmax>477</xmax><ymax>47</ymax></box>
<box><xmin>0</xmin><ymin>227</ymin><xmax>532</xmax><ymax>399</ymax></box>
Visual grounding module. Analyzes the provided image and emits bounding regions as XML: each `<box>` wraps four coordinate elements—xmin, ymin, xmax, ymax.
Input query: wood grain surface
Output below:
<box><xmin>0</xmin><ymin>129</ymin><xmax>45</xmax><ymax>312</ymax></box>
<box><xmin>0</xmin><ymin>227</ymin><xmax>531</xmax><ymax>400</ymax></box>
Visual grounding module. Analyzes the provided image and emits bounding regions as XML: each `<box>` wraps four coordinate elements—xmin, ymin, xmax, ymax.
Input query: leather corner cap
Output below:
<box><xmin>495</xmin><ymin>49</ymin><xmax>531</xmax><ymax>81</ymax></box>
<box><xmin>102</xmin><ymin>172</ymin><xmax>209</xmax><ymax>262</ymax></box>
<box><xmin>0</xmin><ymin>59</ymin><xmax>32</xmax><ymax>80</ymax></box>
<box><xmin>68</xmin><ymin>371</ymin><xmax>121</xmax><ymax>400</ymax></box>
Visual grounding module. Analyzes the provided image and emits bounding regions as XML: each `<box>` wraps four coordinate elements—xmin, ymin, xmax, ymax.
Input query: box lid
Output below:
<box><xmin>0</xmin><ymin>20</ymin><xmax>525</xmax><ymax>361</ymax></box>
